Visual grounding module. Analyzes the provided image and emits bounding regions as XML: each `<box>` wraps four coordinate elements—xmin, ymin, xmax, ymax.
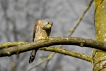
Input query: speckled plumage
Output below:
<box><xmin>29</xmin><ymin>19</ymin><xmax>53</xmax><ymax>63</ymax></box>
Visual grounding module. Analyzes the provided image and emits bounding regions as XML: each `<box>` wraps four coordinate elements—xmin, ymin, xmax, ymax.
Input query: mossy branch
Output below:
<box><xmin>28</xmin><ymin>47</ymin><xmax>91</xmax><ymax>71</ymax></box>
<box><xmin>0</xmin><ymin>42</ymin><xmax>27</xmax><ymax>49</ymax></box>
<box><xmin>40</xmin><ymin>47</ymin><xmax>92</xmax><ymax>62</ymax></box>
<box><xmin>0</xmin><ymin>37</ymin><xmax>106</xmax><ymax>57</ymax></box>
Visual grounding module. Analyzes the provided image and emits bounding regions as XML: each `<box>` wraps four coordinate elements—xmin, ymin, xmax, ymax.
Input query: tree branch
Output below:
<box><xmin>0</xmin><ymin>37</ymin><xmax>106</xmax><ymax>57</ymax></box>
<box><xmin>40</xmin><ymin>47</ymin><xmax>92</xmax><ymax>62</ymax></box>
<box><xmin>28</xmin><ymin>46</ymin><xmax>91</xmax><ymax>71</ymax></box>
<box><xmin>68</xmin><ymin>0</ymin><xmax>93</xmax><ymax>37</ymax></box>
<box><xmin>0</xmin><ymin>42</ymin><xmax>26</xmax><ymax>49</ymax></box>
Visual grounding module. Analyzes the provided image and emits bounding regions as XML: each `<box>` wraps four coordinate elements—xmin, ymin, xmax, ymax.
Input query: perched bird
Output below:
<box><xmin>29</xmin><ymin>19</ymin><xmax>53</xmax><ymax>63</ymax></box>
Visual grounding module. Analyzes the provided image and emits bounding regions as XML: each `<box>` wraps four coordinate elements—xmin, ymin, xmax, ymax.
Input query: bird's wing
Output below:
<box><xmin>33</xmin><ymin>21</ymin><xmax>39</xmax><ymax>41</ymax></box>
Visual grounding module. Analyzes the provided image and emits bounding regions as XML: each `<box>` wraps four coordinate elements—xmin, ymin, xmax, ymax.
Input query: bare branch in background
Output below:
<box><xmin>28</xmin><ymin>52</ymin><xmax>55</xmax><ymax>71</ymax></box>
<box><xmin>1</xmin><ymin>0</ymin><xmax>11</xmax><ymax>41</ymax></box>
<box><xmin>68</xmin><ymin>0</ymin><xmax>93</xmax><ymax>37</ymax></box>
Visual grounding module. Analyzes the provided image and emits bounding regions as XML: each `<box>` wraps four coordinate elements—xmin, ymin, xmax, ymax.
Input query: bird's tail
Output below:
<box><xmin>29</xmin><ymin>49</ymin><xmax>38</xmax><ymax>63</ymax></box>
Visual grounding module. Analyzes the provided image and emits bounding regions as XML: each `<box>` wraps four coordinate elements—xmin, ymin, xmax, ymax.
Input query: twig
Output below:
<box><xmin>68</xmin><ymin>0</ymin><xmax>93</xmax><ymax>37</ymax></box>
<box><xmin>42</xmin><ymin>45</ymin><xmax>62</xmax><ymax>71</ymax></box>
<box><xmin>28</xmin><ymin>52</ymin><xmax>55</xmax><ymax>71</ymax></box>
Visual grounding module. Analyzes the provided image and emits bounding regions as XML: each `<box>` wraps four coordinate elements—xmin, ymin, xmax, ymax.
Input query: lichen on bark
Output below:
<box><xmin>92</xmin><ymin>0</ymin><xmax>106</xmax><ymax>71</ymax></box>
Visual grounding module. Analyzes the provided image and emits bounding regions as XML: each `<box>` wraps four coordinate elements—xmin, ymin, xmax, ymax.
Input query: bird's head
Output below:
<box><xmin>38</xmin><ymin>19</ymin><xmax>53</xmax><ymax>30</ymax></box>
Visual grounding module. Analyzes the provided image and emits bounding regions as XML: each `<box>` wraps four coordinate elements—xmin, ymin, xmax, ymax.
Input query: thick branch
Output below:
<box><xmin>0</xmin><ymin>37</ymin><xmax>106</xmax><ymax>57</ymax></box>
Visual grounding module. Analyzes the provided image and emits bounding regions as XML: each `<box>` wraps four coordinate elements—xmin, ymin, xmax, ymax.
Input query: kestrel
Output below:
<box><xmin>29</xmin><ymin>19</ymin><xmax>53</xmax><ymax>63</ymax></box>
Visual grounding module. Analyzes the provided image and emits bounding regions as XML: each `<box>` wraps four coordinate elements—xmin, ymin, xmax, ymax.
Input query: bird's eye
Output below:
<box><xmin>45</xmin><ymin>22</ymin><xmax>49</xmax><ymax>25</ymax></box>
<box><xmin>47</xmin><ymin>22</ymin><xmax>49</xmax><ymax>24</ymax></box>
